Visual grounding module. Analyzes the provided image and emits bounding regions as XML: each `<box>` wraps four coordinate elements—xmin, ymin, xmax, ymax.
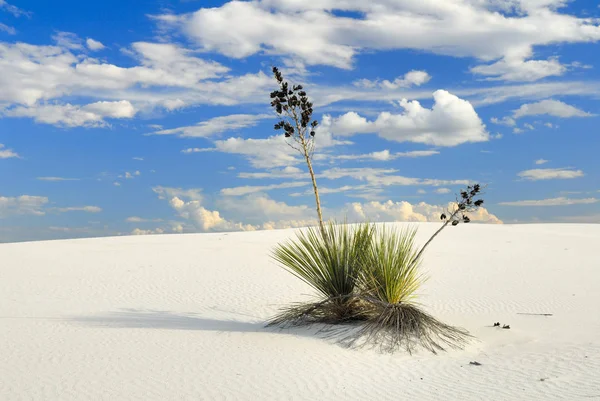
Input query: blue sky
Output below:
<box><xmin>1</xmin><ymin>0</ymin><xmax>599</xmax><ymax>242</ymax></box>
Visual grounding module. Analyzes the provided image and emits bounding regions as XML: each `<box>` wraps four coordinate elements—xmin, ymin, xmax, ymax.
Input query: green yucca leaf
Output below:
<box><xmin>271</xmin><ymin>221</ymin><xmax>375</xmax><ymax>300</ymax></box>
<box><xmin>359</xmin><ymin>225</ymin><xmax>426</xmax><ymax>305</ymax></box>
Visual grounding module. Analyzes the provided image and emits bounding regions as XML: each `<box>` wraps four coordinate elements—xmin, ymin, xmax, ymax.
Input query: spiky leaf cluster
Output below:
<box><xmin>270</xmin><ymin>67</ymin><xmax>318</xmax><ymax>139</ymax></box>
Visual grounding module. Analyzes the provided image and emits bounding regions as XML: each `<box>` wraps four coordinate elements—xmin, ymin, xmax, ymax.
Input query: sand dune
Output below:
<box><xmin>1</xmin><ymin>223</ymin><xmax>599</xmax><ymax>400</ymax></box>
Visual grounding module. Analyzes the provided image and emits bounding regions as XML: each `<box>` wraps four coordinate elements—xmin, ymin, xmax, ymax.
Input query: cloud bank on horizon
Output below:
<box><xmin>1</xmin><ymin>0</ymin><xmax>599</xmax><ymax>242</ymax></box>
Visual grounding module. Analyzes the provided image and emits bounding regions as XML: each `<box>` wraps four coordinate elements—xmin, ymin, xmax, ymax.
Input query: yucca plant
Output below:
<box><xmin>359</xmin><ymin>226</ymin><xmax>424</xmax><ymax>305</ymax></box>
<box><xmin>344</xmin><ymin>225</ymin><xmax>471</xmax><ymax>354</ymax></box>
<box><xmin>267</xmin><ymin>221</ymin><xmax>375</xmax><ymax>327</ymax></box>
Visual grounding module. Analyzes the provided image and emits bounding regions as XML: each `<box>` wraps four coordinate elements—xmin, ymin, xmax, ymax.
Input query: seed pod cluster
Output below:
<box><xmin>270</xmin><ymin>67</ymin><xmax>318</xmax><ymax>139</ymax></box>
<box><xmin>440</xmin><ymin>184</ymin><xmax>485</xmax><ymax>226</ymax></box>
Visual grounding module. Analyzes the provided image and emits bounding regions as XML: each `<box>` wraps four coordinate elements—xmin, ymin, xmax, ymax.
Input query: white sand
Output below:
<box><xmin>1</xmin><ymin>223</ymin><xmax>599</xmax><ymax>400</ymax></box>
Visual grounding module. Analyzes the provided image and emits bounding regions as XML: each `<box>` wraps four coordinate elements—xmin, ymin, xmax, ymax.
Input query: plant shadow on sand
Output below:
<box><xmin>68</xmin><ymin>308</ymin><xmax>469</xmax><ymax>352</ymax></box>
<box><xmin>67</xmin><ymin>308</ymin><xmax>340</xmax><ymax>340</ymax></box>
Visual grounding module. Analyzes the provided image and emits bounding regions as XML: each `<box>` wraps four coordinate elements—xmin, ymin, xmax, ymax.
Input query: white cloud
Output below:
<box><xmin>152</xmin><ymin>186</ymin><xmax>203</xmax><ymax>201</ymax></box>
<box><xmin>54</xmin><ymin>206</ymin><xmax>102</xmax><ymax>213</ymax></box>
<box><xmin>0</xmin><ymin>40</ymin><xmax>246</xmax><ymax>110</ymax></box>
<box><xmin>524</xmin><ymin>123</ymin><xmax>535</xmax><ymax>130</ymax></box>
<box><xmin>6</xmin><ymin>100</ymin><xmax>136</xmax><ymax>127</ymax></box>
<box><xmin>150</xmin><ymin>114</ymin><xmax>271</xmax><ymax>138</ymax></box>
<box><xmin>320</xmin><ymin>167</ymin><xmax>471</xmax><ymax>187</ymax></box>
<box><xmin>0</xmin><ymin>23</ymin><xmax>16</xmax><ymax>35</ymax></box>
<box><xmin>435</xmin><ymin>188</ymin><xmax>452</xmax><ymax>194</ymax></box>
<box><xmin>354</xmin><ymin>70</ymin><xmax>431</xmax><ymax>89</ymax></box>
<box><xmin>52</xmin><ymin>31</ymin><xmax>84</xmax><ymax>50</ymax></box>
<box><xmin>0</xmin><ymin>0</ymin><xmax>29</xmax><ymax>17</ymax></box>
<box><xmin>181</xmin><ymin>148</ymin><xmax>217</xmax><ymax>154</ymax></box>
<box><xmin>237</xmin><ymin>166</ymin><xmax>305</xmax><ymax>180</ymax></box>
<box><xmin>168</xmin><ymin>196</ymin><xmax>255</xmax><ymax>232</ymax></box>
<box><xmin>132</xmin><ymin>157</ymin><xmax>144</xmax><ymax>161</ymax></box>
<box><xmin>161</xmin><ymin>0</ymin><xmax>600</xmax><ymax>81</ymax></box>
<box><xmin>86</xmin><ymin>38</ymin><xmax>105</xmax><ymax>51</ymax></box>
<box><xmin>321</xmin><ymin>90</ymin><xmax>488</xmax><ymax>146</ymax></box>
<box><xmin>518</xmin><ymin>167</ymin><xmax>584</xmax><ymax>180</ymax></box>
<box><xmin>84</xmin><ymin>100</ymin><xmax>136</xmax><ymax>118</ymax></box>
<box><xmin>490</xmin><ymin>116</ymin><xmax>516</xmax><ymax>126</ymax></box>
<box><xmin>131</xmin><ymin>227</ymin><xmax>165</xmax><ymax>235</ymax></box>
<box><xmin>220</xmin><ymin>181</ymin><xmax>309</xmax><ymax>196</ymax></box>
<box><xmin>124</xmin><ymin>171</ymin><xmax>141</xmax><ymax>179</ymax></box>
<box><xmin>499</xmin><ymin>197</ymin><xmax>599</xmax><ymax>206</ymax></box>
<box><xmin>535</xmin><ymin>159</ymin><xmax>549</xmax><ymax>165</ymax></box>
<box><xmin>126</xmin><ymin>216</ymin><xmax>163</xmax><ymax>223</ymax></box>
<box><xmin>0</xmin><ymin>144</ymin><xmax>19</xmax><ymax>159</ymax></box>
<box><xmin>200</xmin><ymin>131</ymin><xmax>348</xmax><ymax>169</ymax></box>
<box><xmin>342</xmin><ymin>200</ymin><xmax>502</xmax><ymax>224</ymax></box>
<box><xmin>335</xmin><ymin>149</ymin><xmax>439</xmax><ymax>161</ymax></box>
<box><xmin>513</xmin><ymin>99</ymin><xmax>594</xmax><ymax>118</ymax></box>
<box><xmin>0</xmin><ymin>195</ymin><xmax>48</xmax><ymax>217</ymax></box>
<box><xmin>37</xmin><ymin>177</ymin><xmax>80</xmax><ymax>181</ymax></box>
<box><xmin>470</xmin><ymin>54</ymin><xmax>566</xmax><ymax>82</ymax></box>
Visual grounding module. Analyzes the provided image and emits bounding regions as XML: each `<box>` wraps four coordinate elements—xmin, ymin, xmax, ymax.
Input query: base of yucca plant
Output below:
<box><xmin>339</xmin><ymin>302</ymin><xmax>472</xmax><ymax>354</ymax></box>
<box><xmin>266</xmin><ymin>296</ymin><xmax>372</xmax><ymax>328</ymax></box>
<box><xmin>267</xmin><ymin>297</ymin><xmax>471</xmax><ymax>354</ymax></box>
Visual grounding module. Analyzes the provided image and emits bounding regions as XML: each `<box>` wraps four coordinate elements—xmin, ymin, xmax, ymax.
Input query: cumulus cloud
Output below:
<box><xmin>334</xmin><ymin>149</ymin><xmax>439</xmax><ymax>162</ymax></box>
<box><xmin>0</xmin><ymin>144</ymin><xmax>19</xmax><ymax>159</ymax></box>
<box><xmin>0</xmin><ymin>195</ymin><xmax>48</xmax><ymax>217</ymax></box>
<box><xmin>131</xmin><ymin>228</ymin><xmax>165</xmax><ymax>235</ymax></box>
<box><xmin>320</xmin><ymin>167</ymin><xmax>471</xmax><ymax>187</ymax></box>
<box><xmin>490</xmin><ymin>116</ymin><xmax>516</xmax><ymax>126</ymax></box>
<box><xmin>0</xmin><ymin>0</ymin><xmax>29</xmax><ymax>17</ymax></box>
<box><xmin>195</xmin><ymin>131</ymin><xmax>348</xmax><ymax>169</ymax></box>
<box><xmin>168</xmin><ymin>196</ymin><xmax>255</xmax><ymax>232</ymax></box>
<box><xmin>499</xmin><ymin>197</ymin><xmax>599</xmax><ymax>206</ymax></box>
<box><xmin>124</xmin><ymin>171</ymin><xmax>141</xmax><ymax>179</ymax></box>
<box><xmin>54</xmin><ymin>206</ymin><xmax>102</xmax><ymax>213</ymax></box>
<box><xmin>518</xmin><ymin>167</ymin><xmax>584</xmax><ymax>180</ymax></box>
<box><xmin>320</xmin><ymin>90</ymin><xmax>488</xmax><ymax>146</ymax></box>
<box><xmin>6</xmin><ymin>100</ymin><xmax>136</xmax><ymax>127</ymax></box>
<box><xmin>0</xmin><ymin>40</ymin><xmax>269</xmax><ymax>114</ymax></box>
<box><xmin>52</xmin><ymin>32</ymin><xmax>84</xmax><ymax>50</ymax></box>
<box><xmin>238</xmin><ymin>166</ymin><xmax>305</xmax><ymax>180</ymax></box>
<box><xmin>220</xmin><ymin>181</ymin><xmax>309</xmax><ymax>196</ymax></box>
<box><xmin>535</xmin><ymin>159</ymin><xmax>549</xmax><ymax>165</ymax></box>
<box><xmin>353</xmin><ymin>70</ymin><xmax>431</xmax><ymax>89</ymax></box>
<box><xmin>86</xmin><ymin>38</ymin><xmax>105</xmax><ymax>51</ymax></box>
<box><xmin>513</xmin><ymin>99</ymin><xmax>594</xmax><ymax>118</ymax></box>
<box><xmin>159</xmin><ymin>0</ymin><xmax>600</xmax><ymax>80</ymax></box>
<box><xmin>342</xmin><ymin>200</ymin><xmax>502</xmax><ymax>224</ymax></box>
<box><xmin>150</xmin><ymin>114</ymin><xmax>271</xmax><ymax>138</ymax></box>
<box><xmin>153</xmin><ymin>186</ymin><xmax>203</xmax><ymax>201</ymax></box>
<box><xmin>126</xmin><ymin>216</ymin><xmax>163</xmax><ymax>223</ymax></box>
<box><xmin>0</xmin><ymin>23</ymin><xmax>16</xmax><ymax>35</ymax></box>
<box><xmin>470</xmin><ymin>54</ymin><xmax>566</xmax><ymax>82</ymax></box>
<box><xmin>36</xmin><ymin>177</ymin><xmax>80</xmax><ymax>181</ymax></box>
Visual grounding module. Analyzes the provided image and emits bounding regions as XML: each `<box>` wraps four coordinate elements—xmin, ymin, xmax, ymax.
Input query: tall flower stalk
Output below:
<box><xmin>269</xmin><ymin>67</ymin><xmax>324</xmax><ymax>237</ymax></box>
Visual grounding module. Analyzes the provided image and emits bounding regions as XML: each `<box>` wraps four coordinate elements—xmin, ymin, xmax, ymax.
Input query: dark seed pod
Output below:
<box><xmin>440</xmin><ymin>213</ymin><xmax>447</xmax><ymax>220</ymax></box>
<box><xmin>310</xmin><ymin>131</ymin><xmax>315</xmax><ymax>136</ymax></box>
<box><xmin>452</xmin><ymin>220</ymin><xmax>459</xmax><ymax>226</ymax></box>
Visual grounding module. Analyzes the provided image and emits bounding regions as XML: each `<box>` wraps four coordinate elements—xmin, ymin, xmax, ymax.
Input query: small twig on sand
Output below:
<box><xmin>517</xmin><ymin>313</ymin><xmax>553</xmax><ymax>316</ymax></box>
